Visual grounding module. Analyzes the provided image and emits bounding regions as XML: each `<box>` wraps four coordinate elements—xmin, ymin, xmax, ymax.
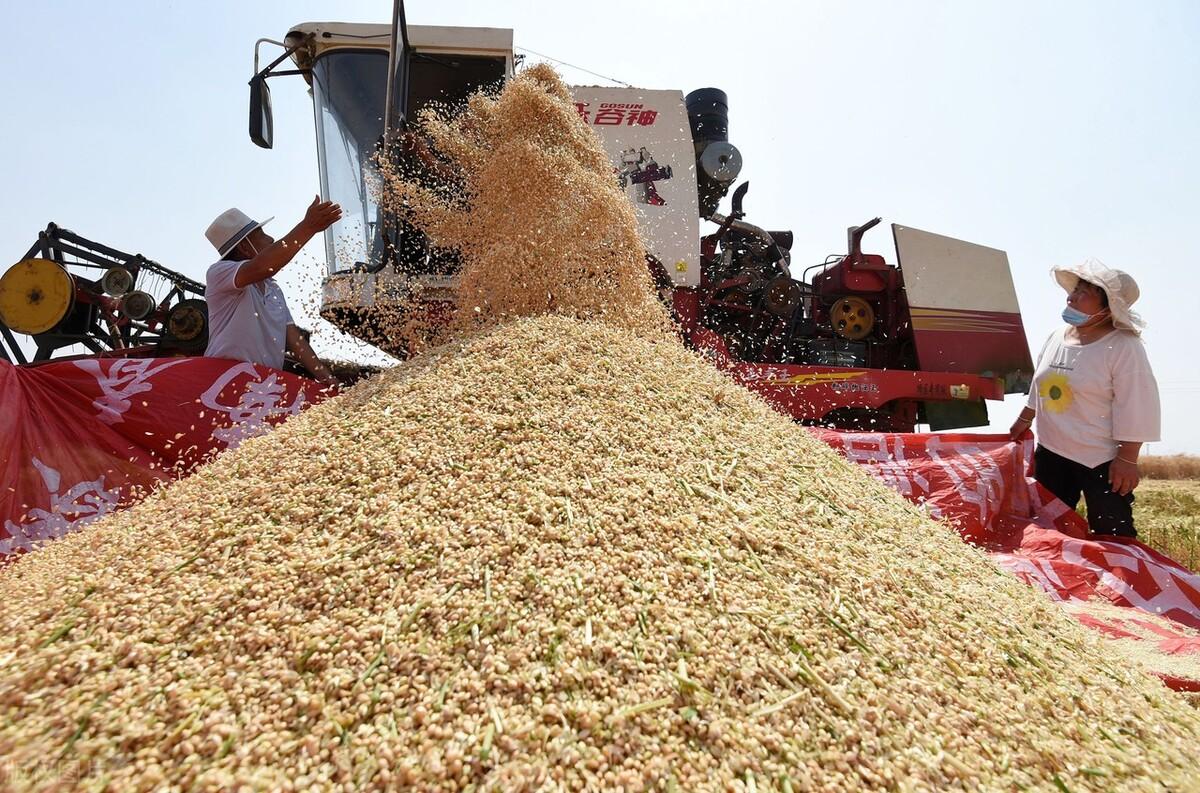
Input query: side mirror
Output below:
<box><xmin>249</xmin><ymin>74</ymin><xmax>273</xmax><ymax>149</ymax></box>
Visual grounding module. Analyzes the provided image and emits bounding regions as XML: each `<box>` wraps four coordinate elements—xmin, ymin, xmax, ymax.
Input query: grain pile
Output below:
<box><xmin>1062</xmin><ymin>599</ymin><xmax>1200</xmax><ymax>685</ymax></box>
<box><xmin>2</xmin><ymin>316</ymin><xmax>1200</xmax><ymax>791</ymax></box>
<box><xmin>373</xmin><ymin>63</ymin><xmax>672</xmax><ymax>352</ymax></box>
<box><xmin>4</xmin><ymin>61</ymin><xmax>1200</xmax><ymax>791</ymax></box>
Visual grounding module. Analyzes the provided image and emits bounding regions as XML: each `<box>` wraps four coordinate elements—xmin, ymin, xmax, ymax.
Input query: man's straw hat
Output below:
<box><xmin>205</xmin><ymin>208</ymin><xmax>273</xmax><ymax>258</ymax></box>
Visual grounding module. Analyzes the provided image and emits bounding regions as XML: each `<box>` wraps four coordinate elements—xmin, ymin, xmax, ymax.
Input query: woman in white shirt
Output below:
<box><xmin>1009</xmin><ymin>260</ymin><xmax>1160</xmax><ymax>537</ymax></box>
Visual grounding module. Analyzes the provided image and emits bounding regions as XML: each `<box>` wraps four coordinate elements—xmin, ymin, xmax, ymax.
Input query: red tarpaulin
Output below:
<box><xmin>2</xmin><ymin>358</ymin><xmax>1197</xmax><ymax>688</ymax></box>
<box><xmin>1</xmin><ymin>357</ymin><xmax>331</xmax><ymax>557</ymax></box>
<box><xmin>811</xmin><ymin>428</ymin><xmax>1200</xmax><ymax>689</ymax></box>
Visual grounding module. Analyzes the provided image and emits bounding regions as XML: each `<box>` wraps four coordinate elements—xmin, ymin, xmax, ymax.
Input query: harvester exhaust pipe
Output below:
<box><xmin>847</xmin><ymin>217</ymin><xmax>882</xmax><ymax>265</ymax></box>
<box><xmin>708</xmin><ymin>183</ymin><xmax>791</xmax><ymax>272</ymax></box>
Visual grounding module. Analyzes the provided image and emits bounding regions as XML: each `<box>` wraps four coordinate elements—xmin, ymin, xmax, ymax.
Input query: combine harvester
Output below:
<box><xmin>250</xmin><ymin>17</ymin><xmax>1032</xmax><ymax>433</ymax></box>
<box><xmin>2</xmin><ymin>5</ymin><xmax>1197</xmax><ymax>688</ymax></box>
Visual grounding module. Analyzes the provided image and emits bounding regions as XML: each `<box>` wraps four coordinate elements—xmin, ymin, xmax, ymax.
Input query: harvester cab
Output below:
<box><xmin>249</xmin><ymin>22</ymin><xmax>515</xmax><ymax>350</ymax></box>
<box><xmin>247</xmin><ymin>11</ymin><xmax>1033</xmax><ymax>432</ymax></box>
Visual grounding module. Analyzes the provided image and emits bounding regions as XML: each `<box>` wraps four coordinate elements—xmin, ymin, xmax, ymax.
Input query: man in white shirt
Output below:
<box><xmin>203</xmin><ymin>198</ymin><xmax>341</xmax><ymax>386</ymax></box>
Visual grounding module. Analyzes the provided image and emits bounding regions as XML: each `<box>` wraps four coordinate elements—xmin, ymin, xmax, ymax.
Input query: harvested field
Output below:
<box><xmin>1140</xmin><ymin>455</ymin><xmax>1200</xmax><ymax>481</ymax></box>
<box><xmin>1131</xmin><ymin>479</ymin><xmax>1200</xmax><ymax>573</ymax></box>
<box><xmin>1</xmin><ymin>316</ymin><xmax>1200</xmax><ymax>791</ymax></box>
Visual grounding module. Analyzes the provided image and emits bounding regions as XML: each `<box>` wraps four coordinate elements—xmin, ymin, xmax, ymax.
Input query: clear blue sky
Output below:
<box><xmin>5</xmin><ymin>1</ymin><xmax>1199</xmax><ymax>453</ymax></box>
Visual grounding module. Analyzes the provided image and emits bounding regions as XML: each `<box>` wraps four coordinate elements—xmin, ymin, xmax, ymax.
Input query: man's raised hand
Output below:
<box><xmin>303</xmin><ymin>196</ymin><xmax>343</xmax><ymax>233</ymax></box>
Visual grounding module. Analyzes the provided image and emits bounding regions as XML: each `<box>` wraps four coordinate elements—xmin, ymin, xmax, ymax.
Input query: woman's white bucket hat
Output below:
<box><xmin>1052</xmin><ymin>259</ymin><xmax>1145</xmax><ymax>334</ymax></box>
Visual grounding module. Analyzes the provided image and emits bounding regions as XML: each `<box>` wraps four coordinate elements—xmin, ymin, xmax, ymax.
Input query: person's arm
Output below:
<box><xmin>286</xmin><ymin>324</ymin><xmax>338</xmax><ymax>387</ymax></box>
<box><xmin>1108</xmin><ymin>337</ymin><xmax>1160</xmax><ymax>496</ymax></box>
<box><xmin>1009</xmin><ymin>406</ymin><xmax>1036</xmax><ymax>441</ymax></box>
<box><xmin>235</xmin><ymin>196</ymin><xmax>342</xmax><ymax>288</ymax></box>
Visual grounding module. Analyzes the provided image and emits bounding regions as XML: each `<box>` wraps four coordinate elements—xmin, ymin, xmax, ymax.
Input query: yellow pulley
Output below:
<box><xmin>0</xmin><ymin>258</ymin><xmax>75</xmax><ymax>335</ymax></box>
<box><xmin>830</xmin><ymin>295</ymin><xmax>875</xmax><ymax>341</ymax></box>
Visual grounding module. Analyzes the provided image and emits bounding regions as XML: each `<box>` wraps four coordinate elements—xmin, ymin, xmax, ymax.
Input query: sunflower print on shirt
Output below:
<box><xmin>1039</xmin><ymin>372</ymin><xmax>1074</xmax><ymax>413</ymax></box>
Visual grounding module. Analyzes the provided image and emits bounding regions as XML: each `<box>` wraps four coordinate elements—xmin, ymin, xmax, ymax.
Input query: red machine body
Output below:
<box><xmin>662</xmin><ymin>88</ymin><xmax>1031</xmax><ymax>432</ymax></box>
<box><xmin>671</xmin><ymin>268</ymin><xmax>1006</xmax><ymax>433</ymax></box>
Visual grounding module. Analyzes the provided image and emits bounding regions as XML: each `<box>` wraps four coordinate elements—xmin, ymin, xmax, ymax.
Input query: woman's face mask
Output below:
<box><xmin>1062</xmin><ymin>306</ymin><xmax>1110</xmax><ymax>327</ymax></box>
<box><xmin>1062</xmin><ymin>306</ymin><xmax>1092</xmax><ymax>326</ymax></box>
